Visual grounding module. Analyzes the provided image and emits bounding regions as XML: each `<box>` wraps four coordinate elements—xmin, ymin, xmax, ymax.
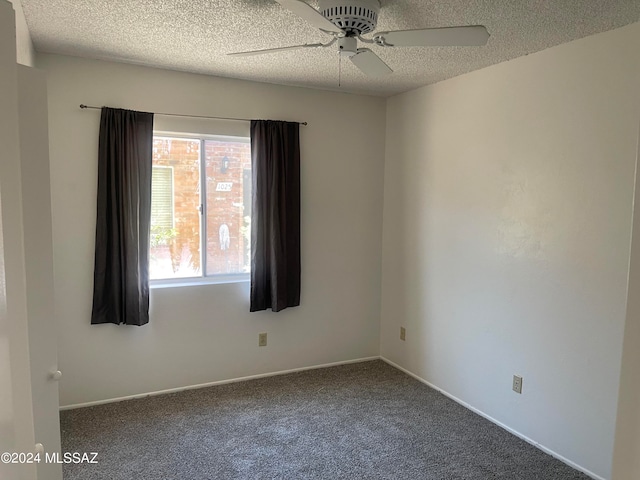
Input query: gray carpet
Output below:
<box><xmin>60</xmin><ymin>360</ymin><xmax>590</xmax><ymax>479</ymax></box>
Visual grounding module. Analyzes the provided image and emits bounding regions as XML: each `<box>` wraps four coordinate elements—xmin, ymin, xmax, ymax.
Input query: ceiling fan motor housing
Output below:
<box><xmin>318</xmin><ymin>0</ymin><xmax>380</xmax><ymax>35</ymax></box>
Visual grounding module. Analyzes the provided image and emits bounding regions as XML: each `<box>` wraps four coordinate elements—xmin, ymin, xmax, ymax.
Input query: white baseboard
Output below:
<box><xmin>60</xmin><ymin>354</ymin><xmax>606</xmax><ymax>480</ymax></box>
<box><xmin>59</xmin><ymin>356</ymin><xmax>380</xmax><ymax>411</ymax></box>
<box><xmin>380</xmin><ymin>356</ymin><xmax>606</xmax><ymax>480</ymax></box>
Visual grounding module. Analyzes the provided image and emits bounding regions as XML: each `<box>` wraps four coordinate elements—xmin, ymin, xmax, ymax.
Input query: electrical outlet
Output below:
<box><xmin>512</xmin><ymin>375</ymin><xmax>523</xmax><ymax>394</ymax></box>
<box><xmin>258</xmin><ymin>333</ymin><xmax>267</xmax><ymax>347</ymax></box>
<box><xmin>400</xmin><ymin>327</ymin><xmax>406</xmax><ymax>341</ymax></box>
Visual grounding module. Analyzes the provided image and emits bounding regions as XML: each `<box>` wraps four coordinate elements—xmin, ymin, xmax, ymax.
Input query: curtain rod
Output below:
<box><xmin>79</xmin><ymin>104</ymin><xmax>308</xmax><ymax>126</ymax></box>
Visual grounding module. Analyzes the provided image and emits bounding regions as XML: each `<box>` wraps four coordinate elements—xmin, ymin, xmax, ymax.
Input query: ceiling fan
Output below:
<box><xmin>228</xmin><ymin>0</ymin><xmax>490</xmax><ymax>77</ymax></box>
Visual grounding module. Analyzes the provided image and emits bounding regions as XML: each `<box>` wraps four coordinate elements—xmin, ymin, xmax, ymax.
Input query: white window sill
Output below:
<box><xmin>150</xmin><ymin>274</ymin><xmax>250</xmax><ymax>289</ymax></box>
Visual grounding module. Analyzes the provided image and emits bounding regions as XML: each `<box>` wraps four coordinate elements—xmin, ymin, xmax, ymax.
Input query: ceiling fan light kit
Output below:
<box><xmin>228</xmin><ymin>0</ymin><xmax>489</xmax><ymax>79</ymax></box>
<box><xmin>338</xmin><ymin>36</ymin><xmax>358</xmax><ymax>57</ymax></box>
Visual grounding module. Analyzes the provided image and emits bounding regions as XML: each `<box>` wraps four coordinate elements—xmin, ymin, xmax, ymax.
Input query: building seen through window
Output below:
<box><xmin>150</xmin><ymin>135</ymin><xmax>251</xmax><ymax>281</ymax></box>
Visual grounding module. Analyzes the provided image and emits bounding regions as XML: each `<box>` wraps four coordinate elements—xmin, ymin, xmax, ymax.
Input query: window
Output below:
<box><xmin>150</xmin><ymin>134</ymin><xmax>252</xmax><ymax>283</ymax></box>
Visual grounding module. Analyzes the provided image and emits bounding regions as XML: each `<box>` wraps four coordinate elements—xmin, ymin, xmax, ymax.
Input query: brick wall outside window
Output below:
<box><xmin>205</xmin><ymin>140</ymin><xmax>252</xmax><ymax>275</ymax></box>
<box><xmin>150</xmin><ymin>136</ymin><xmax>251</xmax><ymax>280</ymax></box>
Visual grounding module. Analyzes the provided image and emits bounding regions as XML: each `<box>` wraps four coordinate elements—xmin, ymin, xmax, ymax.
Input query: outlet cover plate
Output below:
<box><xmin>513</xmin><ymin>375</ymin><xmax>523</xmax><ymax>394</ymax></box>
<box><xmin>400</xmin><ymin>327</ymin><xmax>406</xmax><ymax>341</ymax></box>
<box><xmin>258</xmin><ymin>333</ymin><xmax>267</xmax><ymax>347</ymax></box>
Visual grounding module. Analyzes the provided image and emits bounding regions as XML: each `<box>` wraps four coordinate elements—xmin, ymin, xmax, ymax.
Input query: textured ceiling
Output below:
<box><xmin>20</xmin><ymin>0</ymin><xmax>640</xmax><ymax>96</ymax></box>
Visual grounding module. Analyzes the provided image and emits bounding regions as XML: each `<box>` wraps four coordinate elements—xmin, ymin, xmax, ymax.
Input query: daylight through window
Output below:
<box><xmin>150</xmin><ymin>135</ymin><xmax>252</xmax><ymax>281</ymax></box>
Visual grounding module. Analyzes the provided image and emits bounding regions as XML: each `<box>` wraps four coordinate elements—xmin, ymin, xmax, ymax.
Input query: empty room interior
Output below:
<box><xmin>2</xmin><ymin>0</ymin><xmax>640</xmax><ymax>479</ymax></box>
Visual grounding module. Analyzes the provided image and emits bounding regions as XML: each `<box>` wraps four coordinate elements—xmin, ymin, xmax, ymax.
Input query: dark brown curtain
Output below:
<box><xmin>250</xmin><ymin>120</ymin><xmax>301</xmax><ymax>312</ymax></box>
<box><xmin>91</xmin><ymin>107</ymin><xmax>154</xmax><ymax>326</ymax></box>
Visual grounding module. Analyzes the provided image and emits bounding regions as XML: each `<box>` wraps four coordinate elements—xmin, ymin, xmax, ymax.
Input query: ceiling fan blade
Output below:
<box><xmin>275</xmin><ymin>0</ymin><xmax>343</xmax><ymax>34</ymax></box>
<box><xmin>228</xmin><ymin>43</ymin><xmax>325</xmax><ymax>57</ymax></box>
<box><xmin>350</xmin><ymin>49</ymin><xmax>393</xmax><ymax>77</ymax></box>
<box><xmin>375</xmin><ymin>25</ymin><xmax>490</xmax><ymax>47</ymax></box>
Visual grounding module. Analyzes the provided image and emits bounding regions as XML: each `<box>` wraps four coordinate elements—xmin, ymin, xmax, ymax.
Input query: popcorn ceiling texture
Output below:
<box><xmin>21</xmin><ymin>0</ymin><xmax>640</xmax><ymax>96</ymax></box>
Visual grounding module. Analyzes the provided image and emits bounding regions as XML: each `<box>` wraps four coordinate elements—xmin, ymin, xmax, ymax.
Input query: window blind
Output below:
<box><xmin>151</xmin><ymin>166</ymin><xmax>174</xmax><ymax>228</ymax></box>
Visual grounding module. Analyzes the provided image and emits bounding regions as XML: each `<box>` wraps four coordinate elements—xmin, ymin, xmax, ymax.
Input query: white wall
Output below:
<box><xmin>6</xmin><ymin>0</ymin><xmax>34</xmax><ymax>67</ymax></box>
<box><xmin>39</xmin><ymin>54</ymin><xmax>386</xmax><ymax>407</ymax></box>
<box><xmin>381</xmin><ymin>22</ymin><xmax>640</xmax><ymax>480</ymax></box>
<box><xmin>612</xmin><ymin>124</ymin><xmax>640</xmax><ymax>480</ymax></box>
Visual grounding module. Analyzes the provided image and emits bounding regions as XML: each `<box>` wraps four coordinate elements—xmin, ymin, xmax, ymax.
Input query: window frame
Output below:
<box><xmin>150</xmin><ymin>131</ymin><xmax>252</xmax><ymax>288</ymax></box>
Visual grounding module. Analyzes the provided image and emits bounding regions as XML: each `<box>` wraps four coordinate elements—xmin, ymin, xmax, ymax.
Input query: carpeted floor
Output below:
<box><xmin>60</xmin><ymin>360</ymin><xmax>589</xmax><ymax>479</ymax></box>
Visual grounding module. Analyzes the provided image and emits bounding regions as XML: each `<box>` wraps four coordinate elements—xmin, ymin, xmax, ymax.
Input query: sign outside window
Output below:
<box><xmin>216</xmin><ymin>182</ymin><xmax>233</xmax><ymax>192</ymax></box>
